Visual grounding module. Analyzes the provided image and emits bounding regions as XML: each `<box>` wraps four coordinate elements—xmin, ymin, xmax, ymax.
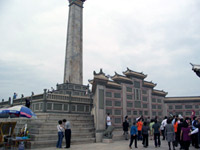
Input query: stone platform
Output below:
<box><xmin>102</xmin><ymin>138</ymin><xmax>113</xmax><ymax>143</ymax></box>
<box><xmin>38</xmin><ymin>139</ymin><xmax>197</xmax><ymax>150</ymax></box>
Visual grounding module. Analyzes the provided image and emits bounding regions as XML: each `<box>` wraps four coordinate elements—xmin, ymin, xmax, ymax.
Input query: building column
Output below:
<box><xmin>93</xmin><ymin>85</ymin><xmax>106</xmax><ymax>142</ymax></box>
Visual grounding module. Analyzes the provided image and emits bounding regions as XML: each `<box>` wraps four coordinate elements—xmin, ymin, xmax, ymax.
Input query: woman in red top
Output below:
<box><xmin>173</xmin><ymin>118</ymin><xmax>178</xmax><ymax>147</ymax></box>
<box><xmin>137</xmin><ymin>119</ymin><xmax>143</xmax><ymax>141</ymax></box>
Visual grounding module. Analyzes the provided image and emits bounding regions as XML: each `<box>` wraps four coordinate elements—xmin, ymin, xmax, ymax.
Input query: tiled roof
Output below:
<box><xmin>123</xmin><ymin>67</ymin><xmax>147</xmax><ymax>79</ymax></box>
<box><xmin>152</xmin><ymin>89</ymin><xmax>168</xmax><ymax>96</ymax></box>
<box><xmin>143</xmin><ymin>81</ymin><xmax>157</xmax><ymax>88</ymax></box>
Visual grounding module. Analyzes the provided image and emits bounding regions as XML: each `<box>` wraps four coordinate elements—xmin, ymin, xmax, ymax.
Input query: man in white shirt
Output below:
<box><xmin>160</xmin><ymin>116</ymin><xmax>167</xmax><ymax>140</ymax></box>
<box><xmin>106</xmin><ymin>113</ymin><xmax>111</xmax><ymax>128</ymax></box>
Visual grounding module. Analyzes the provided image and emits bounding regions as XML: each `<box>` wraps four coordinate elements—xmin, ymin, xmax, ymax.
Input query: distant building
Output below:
<box><xmin>164</xmin><ymin>96</ymin><xmax>200</xmax><ymax>117</ymax></box>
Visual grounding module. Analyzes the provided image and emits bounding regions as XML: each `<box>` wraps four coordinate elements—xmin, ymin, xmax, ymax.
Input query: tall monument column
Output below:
<box><xmin>64</xmin><ymin>0</ymin><xmax>86</xmax><ymax>84</ymax></box>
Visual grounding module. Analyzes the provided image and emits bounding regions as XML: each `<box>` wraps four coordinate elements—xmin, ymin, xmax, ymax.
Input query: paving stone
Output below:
<box><xmin>38</xmin><ymin>139</ymin><xmax>197</xmax><ymax>150</ymax></box>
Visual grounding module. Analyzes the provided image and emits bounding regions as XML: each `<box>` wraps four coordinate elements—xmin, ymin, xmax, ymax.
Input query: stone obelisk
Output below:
<box><xmin>64</xmin><ymin>0</ymin><xmax>86</xmax><ymax>84</ymax></box>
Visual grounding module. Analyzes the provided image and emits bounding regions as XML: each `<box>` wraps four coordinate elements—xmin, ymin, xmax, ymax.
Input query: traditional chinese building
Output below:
<box><xmin>89</xmin><ymin>68</ymin><xmax>167</xmax><ymax>132</ymax></box>
<box><xmin>89</xmin><ymin>67</ymin><xmax>200</xmax><ymax>136</ymax></box>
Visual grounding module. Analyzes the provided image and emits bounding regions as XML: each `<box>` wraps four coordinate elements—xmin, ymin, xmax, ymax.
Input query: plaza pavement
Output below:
<box><xmin>38</xmin><ymin>139</ymin><xmax>197</xmax><ymax>150</ymax></box>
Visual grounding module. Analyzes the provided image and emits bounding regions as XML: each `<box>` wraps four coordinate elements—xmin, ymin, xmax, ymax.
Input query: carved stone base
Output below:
<box><xmin>95</xmin><ymin>132</ymin><xmax>103</xmax><ymax>142</ymax></box>
<box><xmin>102</xmin><ymin>138</ymin><xmax>113</xmax><ymax>143</ymax></box>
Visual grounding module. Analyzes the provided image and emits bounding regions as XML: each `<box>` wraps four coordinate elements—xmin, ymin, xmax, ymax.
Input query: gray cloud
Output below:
<box><xmin>0</xmin><ymin>0</ymin><xmax>200</xmax><ymax>101</ymax></box>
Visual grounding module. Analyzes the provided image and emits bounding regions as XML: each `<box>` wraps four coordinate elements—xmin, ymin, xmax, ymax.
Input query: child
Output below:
<box><xmin>56</xmin><ymin>120</ymin><xmax>65</xmax><ymax>148</ymax></box>
<box><xmin>129</xmin><ymin>122</ymin><xmax>138</xmax><ymax>149</ymax></box>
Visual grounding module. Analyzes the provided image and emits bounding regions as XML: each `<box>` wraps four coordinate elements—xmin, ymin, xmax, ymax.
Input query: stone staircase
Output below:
<box><xmin>28</xmin><ymin>113</ymin><xmax>95</xmax><ymax>149</ymax></box>
<box><xmin>0</xmin><ymin>113</ymin><xmax>125</xmax><ymax>149</ymax></box>
<box><xmin>112</xmin><ymin>128</ymin><xmax>124</xmax><ymax>141</ymax></box>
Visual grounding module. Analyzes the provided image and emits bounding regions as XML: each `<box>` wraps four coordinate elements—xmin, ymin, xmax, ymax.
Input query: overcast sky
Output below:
<box><xmin>0</xmin><ymin>0</ymin><xmax>200</xmax><ymax>101</ymax></box>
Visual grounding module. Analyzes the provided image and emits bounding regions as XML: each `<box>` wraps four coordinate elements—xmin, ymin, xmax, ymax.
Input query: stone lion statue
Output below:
<box><xmin>103</xmin><ymin>125</ymin><xmax>114</xmax><ymax>139</ymax></box>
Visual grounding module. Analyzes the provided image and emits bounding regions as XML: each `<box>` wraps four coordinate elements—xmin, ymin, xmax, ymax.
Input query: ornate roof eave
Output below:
<box><xmin>123</xmin><ymin>67</ymin><xmax>147</xmax><ymax>79</ymax></box>
<box><xmin>165</xmin><ymin>96</ymin><xmax>200</xmax><ymax>101</ymax></box>
<box><xmin>89</xmin><ymin>78</ymin><xmax>108</xmax><ymax>93</ymax></box>
<box><xmin>152</xmin><ymin>89</ymin><xmax>168</xmax><ymax>97</ymax></box>
<box><xmin>143</xmin><ymin>81</ymin><xmax>157</xmax><ymax>88</ymax></box>
<box><xmin>89</xmin><ymin>79</ymin><xmax>122</xmax><ymax>92</ymax></box>
<box><xmin>111</xmin><ymin>72</ymin><xmax>133</xmax><ymax>84</ymax></box>
<box><xmin>164</xmin><ymin>96</ymin><xmax>200</xmax><ymax>103</ymax></box>
<box><xmin>93</xmin><ymin>69</ymin><xmax>109</xmax><ymax>81</ymax></box>
<box><xmin>89</xmin><ymin>69</ymin><xmax>109</xmax><ymax>93</ymax></box>
<box><xmin>106</xmin><ymin>81</ymin><xmax>122</xmax><ymax>89</ymax></box>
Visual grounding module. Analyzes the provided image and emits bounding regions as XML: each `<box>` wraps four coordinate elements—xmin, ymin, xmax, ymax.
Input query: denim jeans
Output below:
<box><xmin>56</xmin><ymin>132</ymin><xmax>63</xmax><ymax>148</ymax></box>
<box><xmin>138</xmin><ymin>131</ymin><xmax>142</xmax><ymax>140</ymax></box>
<box><xmin>142</xmin><ymin>134</ymin><xmax>149</xmax><ymax>147</ymax></box>
<box><xmin>154</xmin><ymin>133</ymin><xmax>161</xmax><ymax>147</ymax></box>
<box><xmin>124</xmin><ymin>131</ymin><xmax>129</xmax><ymax>140</ymax></box>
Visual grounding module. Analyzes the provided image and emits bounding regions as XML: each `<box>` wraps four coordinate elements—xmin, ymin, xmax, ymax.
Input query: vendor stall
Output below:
<box><xmin>0</xmin><ymin>122</ymin><xmax>31</xmax><ymax>149</ymax></box>
<box><xmin>0</xmin><ymin>105</ymin><xmax>36</xmax><ymax>149</ymax></box>
<box><xmin>0</xmin><ymin>122</ymin><xmax>16</xmax><ymax>149</ymax></box>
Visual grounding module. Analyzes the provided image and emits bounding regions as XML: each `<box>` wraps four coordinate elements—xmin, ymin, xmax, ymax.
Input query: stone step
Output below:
<box><xmin>30</xmin><ymin>132</ymin><xmax>95</xmax><ymax>141</ymax></box>
<box><xmin>40</xmin><ymin>116</ymin><xmax>93</xmax><ymax>120</ymax></box>
<box><xmin>35</xmin><ymin>118</ymin><xmax>93</xmax><ymax>121</ymax></box>
<box><xmin>29</xmin><ymin>124</ymin><xmax>94</xmax><ymax>130</ymax></box>
<box><xmin>27</xmin><ymin>122</ymin><xmax>94</xmax><ymax>131</ymax></box>
<box><xmin>34</xmin><ymin>118</ymin><xmax>94</xmax><ymax>123</ymax></box>
<box><xmin>30</xmin><ymin>127</ymin><xmax>95</xmax><ymax>134</ymax></box>
<box><xmin>36</xmin><ymin>113</ymin><xmax>94</xmax><ymax>120</ymax></box>
<box><xmin>29</xmin><ymin>126</ymin><xmax>95</xmax><ymax>132</ymax></box>
<box><xmin>112</xmin><ymin>128</ymin><xmax>124</xmax><ymax>141</ymax></box>
<box><xmin>36</xmin><ymin>113</ymin><xmax>93</xmax><ymax>117</ymax></box>
<box><xmin>28</xmin><ymin>120</ymin><xmax>94</xmax><ymax>125</ymax></box>
<box><xmin>30</xmin><ymin>138</ymin><xmax>96</xmax><ymax>149</ymax></box>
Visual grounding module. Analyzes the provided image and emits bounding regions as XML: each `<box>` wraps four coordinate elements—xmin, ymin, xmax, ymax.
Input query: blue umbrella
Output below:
<box><xmin>0</xmin><ymin>105</ymin><xmax>37</xmax><ymax>119</ymax></box>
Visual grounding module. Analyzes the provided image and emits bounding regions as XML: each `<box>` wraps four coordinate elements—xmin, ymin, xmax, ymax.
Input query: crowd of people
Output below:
<box><xmin>122</xmin><ymin>115</ymin><xmax>200</xmax><ymax>150</ymax></box>
<box><xmin>56</xmin><ymin>119</ymin><xmax>71</xmax><ymax>149</ymax></box>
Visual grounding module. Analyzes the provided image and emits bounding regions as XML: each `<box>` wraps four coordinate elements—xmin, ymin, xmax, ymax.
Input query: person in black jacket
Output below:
<box><xmin>123</xmin><ymin>116</ymin><xmax>129</xmax><ymax>140</ymax></box>
<box><xmin>25</xmin><ymin>98</ymin><xmax>30</xmax><ymax>108</ymax></box>
<box><xmin>142</xmin><ymin>121</ymin><xmax>150</xmax><ymax>148</ymax></box>
<box><xmin>177</xmin><ymin>118</ymin><xmax>184</xmax><ymax>149</ymax></box>
<box><xmin>194</xmin><ymin>117</ymin><xmax>200</xmax><ymax>148</ymax></box>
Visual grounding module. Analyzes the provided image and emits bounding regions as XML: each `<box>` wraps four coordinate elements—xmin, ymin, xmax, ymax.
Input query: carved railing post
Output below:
<box><xmin>20</xmin><ymin>94</ymin><xmax>23</xmax><ymax>104</ymax></box>
<box><xmin>9</xmin><ymin>97</ymin><xmax>12</xmax><ymax>106</ymax></box>
<box><xmin>69</xmin><ymin>92</ymin><xmax>72</xmax><ymax>113</ymax></box>
<box><xmin>43</xmin><ymin>89</ymin><xmax>47</xmax><ymax>112</ymax></box>
<box><xmin>29</xmin><ymin>93</ymin><xmax>33</xmax><ymax>110</ymax></box>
